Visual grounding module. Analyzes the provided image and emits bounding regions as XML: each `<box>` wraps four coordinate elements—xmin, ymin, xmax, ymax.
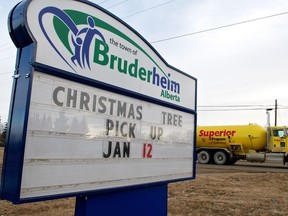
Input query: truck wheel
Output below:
<box><xmin>213</xmin><ymin>151</ymin><xmax>228</xmax><ymax>165</ymax></box>
<box><xmin>197</xmin><ymin>150</ymin><xmax>211</xmax><ymax>164</ymax></box>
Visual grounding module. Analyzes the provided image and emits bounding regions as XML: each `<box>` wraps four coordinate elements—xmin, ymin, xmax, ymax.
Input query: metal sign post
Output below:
<box><xmin>75</xmin><ymin>184</ymin><xmax>167</xmax><ymax>215</ymax></box>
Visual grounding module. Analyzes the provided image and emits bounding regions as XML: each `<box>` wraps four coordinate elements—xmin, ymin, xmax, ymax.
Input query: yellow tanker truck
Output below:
<box><xmin>196</xmin><ymin>124</ymin><xmax>288</xmax><ymax>165</ymax></box>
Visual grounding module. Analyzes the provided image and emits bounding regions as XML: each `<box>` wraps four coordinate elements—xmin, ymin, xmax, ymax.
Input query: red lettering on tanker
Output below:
<box><xmin>199</xmin><ymin>129</ymin><xmax>236</xmax><ymax>140</ymax></box>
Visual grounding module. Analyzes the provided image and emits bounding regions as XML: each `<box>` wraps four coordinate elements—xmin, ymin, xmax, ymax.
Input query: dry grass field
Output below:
<box><xmin>168</xmin><ymin>173</ymin><xmax>288</xmax><ymax>216</ymax></box>
<box><xmin>1</xmin><ymin>147</ymin><xmax>288</xmax><ymax>215</ymax></box>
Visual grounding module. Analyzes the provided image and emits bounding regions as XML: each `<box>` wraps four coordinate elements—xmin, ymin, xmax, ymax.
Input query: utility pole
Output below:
<box><xmin>266</xmin><ymin>108</ymin><xmax>273</xmax><ymax>148</ymax></box>
<box><xmin>275</xmin><ymin>99</ymin><xmax>277</xmax><ymax>126</ymax></box>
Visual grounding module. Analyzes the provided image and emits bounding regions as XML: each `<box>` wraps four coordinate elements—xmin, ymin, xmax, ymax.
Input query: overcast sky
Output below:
<box><xmin>1</xmin><ymin>0</ymin><xmax>288</xmax><ymax>126</ymax></box>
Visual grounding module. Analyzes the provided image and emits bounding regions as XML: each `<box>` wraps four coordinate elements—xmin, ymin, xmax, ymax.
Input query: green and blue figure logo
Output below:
<box><xmin>39</xmin><ymin>7</ymin><xmax>106</xmax><ymax>70</ymax></box>
<box><xmin>71</xmin><ymin>16</ymin><xmax>105</xmax><ymax>70</ymax></box>
<box><xmin>38</xmin><ymin>7</ymin><xmax>181</xmax><ymax>102</ymax></box>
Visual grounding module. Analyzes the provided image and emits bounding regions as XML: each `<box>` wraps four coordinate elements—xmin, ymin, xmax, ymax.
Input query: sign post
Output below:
<box><xmin>75</xmin><ymin>184</ymin><xmax>168</xmax><ymax>215</ymax></box>
<box><xmin>1</xmin><ymin>0</ymin><xmax>197</xmax><ymax>215</ymax></box>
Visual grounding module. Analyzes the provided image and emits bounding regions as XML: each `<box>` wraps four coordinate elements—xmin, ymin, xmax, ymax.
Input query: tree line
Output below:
<box><xmin>0</xmin><ymin>122</ymin><xmax>7</xmax><ymax>147</ymax></box>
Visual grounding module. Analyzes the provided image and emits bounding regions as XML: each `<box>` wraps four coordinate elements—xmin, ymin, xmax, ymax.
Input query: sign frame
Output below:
<box><xmin>1</xmin><ymin>0</ymin><xmax>197</xmax><ymax>204</ymax></box>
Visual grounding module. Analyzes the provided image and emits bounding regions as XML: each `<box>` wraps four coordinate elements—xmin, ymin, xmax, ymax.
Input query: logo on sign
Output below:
<box><xmin>38</xmin><ymin>7</ymin><xmax>181</xmax><ymax>103</ymax></box>
<box><xmin>39</xmin><ymin>7</ymin><xmax>106</xmax><ymax>71</ymax></box>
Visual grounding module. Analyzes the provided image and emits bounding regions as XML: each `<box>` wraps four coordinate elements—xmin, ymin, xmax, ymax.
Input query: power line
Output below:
<box><xmin>198</xmin><ymin>108</ymin><xmax>268</xmax><ymax>112</ymax></box>
<box><xmin>151</xmin><ymin>11</ymin><xmax>288</xmax><ymax>44</ymax></box>
<box><xmin>198</xmin><ymin>105</ymin><xmax>270</xmax><ymax>108</ymax></box>
<box><xmin>121</xmin><ymin>0</ymin><xmax>175</xmax><ymax>19</ymax></box>
<box><xmin>198</xmin><ymin>107</ymin><xmax>288</xmax><ymax>112</ymax></box>
<box><xmin>197</xmin><ymin>104</ymin><xmax>284</xmax><ymax>112</ymax></box>
<box><xmin>98</xmin><ymin>0</ymin><xmax>110</xmax><ymax>4</ymax></box>
<box><xmin>106</xmin><ymin>0</ymin><xmax>128</xmax><ymax>9</ymax></box>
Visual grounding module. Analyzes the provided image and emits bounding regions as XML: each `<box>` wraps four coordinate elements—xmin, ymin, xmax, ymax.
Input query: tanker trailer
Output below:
<box><xmin>196</xmin><ymin>124</ymin><xmax>288</xmax><ymax>165</ymax></box>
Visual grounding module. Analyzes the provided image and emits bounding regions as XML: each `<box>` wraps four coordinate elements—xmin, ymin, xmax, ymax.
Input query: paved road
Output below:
<box><xmin>196</xmin><ymin>160</ymin><xmax>288</xmax><ymax>174</ymax></box>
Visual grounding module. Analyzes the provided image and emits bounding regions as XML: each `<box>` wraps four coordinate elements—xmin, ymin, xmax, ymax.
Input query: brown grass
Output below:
<box><xmin>0</xmin><ymin>198</ymin><xmax>75</xmax><ymax>216</ymax></box>
<box><xmin>168</xmin><ymin>173</ymin><xmax>288</xmax><ymax>216</ymax></box>
<box><xmin>1</xmin><ymin>173</ymin><xmax>287</xmax><ymax>215</ymax></box>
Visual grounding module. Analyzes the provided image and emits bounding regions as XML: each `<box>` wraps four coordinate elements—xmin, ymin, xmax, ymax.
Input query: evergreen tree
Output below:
<box><xmin>3</xmin><ymin>122</ymin><xmax>7</xmax><ymax>139</ymax></box>
<box><xmin>0</xmin><ymin>122</ymin><xmax>7</xmax><ymax>147</ymax></box>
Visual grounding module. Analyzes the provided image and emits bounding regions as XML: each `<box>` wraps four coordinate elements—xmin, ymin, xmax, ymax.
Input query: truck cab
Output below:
<box><xmin>269</xmin><ymin>126</ymin><xmax>288</xmax><ymax>153</ymax></box>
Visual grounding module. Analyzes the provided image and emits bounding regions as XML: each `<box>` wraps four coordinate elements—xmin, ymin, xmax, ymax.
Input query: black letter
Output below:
<box><xmin>80</xmin><ymin>91</ymin><xmax>90</xmax><ymax>111</ymax></box>
<box><xmin>67</xmin><ymin>88</ymin><xmax>77</xmax><ymax>108</ymax></box>
<box><xmin>117</xmin><ymin>101</ymin><xmax>127</xmax><ymax>117</ymax></box>
<box><xmin>136</xmin><ymin>106</ymin><xmax>142</xmax><ymax>120</ymax></box>
<box><xmin>150</xmin><ymin>126</ymin><xmax>156</xmax><ymax>140</ymax></box>
<box><xmin>113</xmin><ymin>142</ymin><xmax>121</xmax><ymax>157</ymax></box>
<box><xmin>129</xmin><ymin>123</ymin><xmax>136</xmax><ymax>138</ymax></box>
<box><xmin>161</xmin><ymin>111</ymin><xmax>167</xmax><ymax>124</ymax></box>
<box><xmin>98</xmin><ymin>96</ymin><xmax>107</xmax><ymax>113</ymax></box>
<box><xmin>108</xmin><ymin>98</ymin><xmax>116</xmax><ymax>115</ymax></box>
<box><xmin>127</xmin><ymin>104</ymin><xmax>135</xmax><ymax>119</ymax></box>
<box><xmin>53</xmin><ymin>86</ymin><xmax>65</xmax><ymax>106</ymax></box>
<box><xmin>103</xmin><ymin>141</ymin><xmax>112</xmax><ymax>158</ymax></box>
<box><xmin>123</xmin><ymin>142</ymin><xmax>130</xmax><ymax>158</ymax></box>
<box><xmin>106</xmin><ymin>119</ymin><xmax>114</xmax><ymax>136</ymax></box>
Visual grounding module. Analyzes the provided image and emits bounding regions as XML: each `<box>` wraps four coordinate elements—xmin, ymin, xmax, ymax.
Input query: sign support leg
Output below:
<box><xmin>74</xmin><ymin>184</ymin><xmax>168</xmax><ymax>216</ymax></box>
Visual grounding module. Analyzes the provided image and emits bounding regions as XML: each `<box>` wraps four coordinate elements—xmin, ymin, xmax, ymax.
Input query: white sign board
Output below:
<box><xmin>20</xmin><ymin>71</ymin><xmax>194</xmax><ymax>198</ymax></box>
